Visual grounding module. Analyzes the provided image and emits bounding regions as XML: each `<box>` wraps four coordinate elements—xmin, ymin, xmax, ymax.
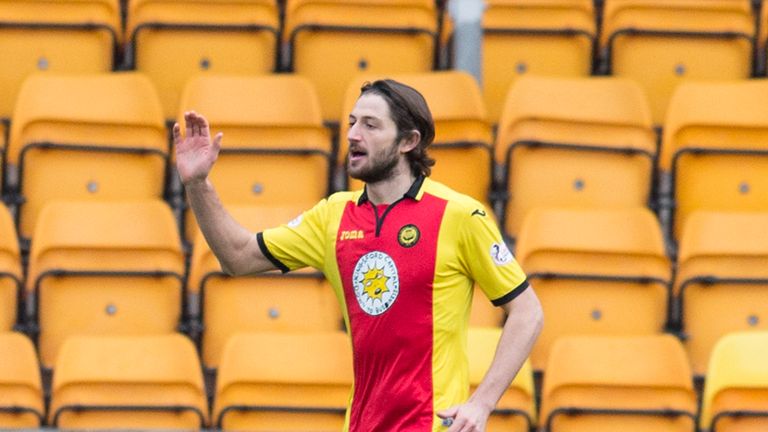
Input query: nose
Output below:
<box><xmin>347</xmin><ymin>122</ymin><xmax>362</xmax><ymax>143</ymax></box>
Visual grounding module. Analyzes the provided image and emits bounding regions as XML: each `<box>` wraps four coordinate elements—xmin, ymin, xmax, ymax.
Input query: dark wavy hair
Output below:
<box><xmin>360</xmin><ymin>79</ymin><xmax>436</xmax><ymax>177</ymax></box>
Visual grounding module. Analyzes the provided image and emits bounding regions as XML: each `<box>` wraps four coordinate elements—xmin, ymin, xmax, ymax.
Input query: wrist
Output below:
<box><xmin>182</xmin><ymin>177</ymin><xmax>210</xmax><ymax>189</ymax></box>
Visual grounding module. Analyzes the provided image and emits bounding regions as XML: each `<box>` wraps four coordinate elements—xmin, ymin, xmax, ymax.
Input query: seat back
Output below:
<box><xmin>601</xmin><ymin>0</ymin><xmax>754</xmax><ymax>125</ymax></box>
<box><xmin>495</xmin><ymin>76</ymin><xmax>656</xmax><ymax>239</ymax></box>
<box><xmin>674</xmin><ymin>211</ymin><xmax>768</xmax><ymax>376</ymax></box>
<box><xmin>126</xmin><ymin>0</ymin><xmax>279</xmax><ymax>119</ymax></box>
<box><xmin>27</xmin><ymin>200</ymin><xmax>185</xmax><ymax>368</ymax></box>
<box><xmin>515</xmin><ymin>207</ymin><xmax>670</xmax><ymax>370</ymax></box>
<box><xmin>284</xmin><ymin>0</ymin><xmax>438</xmax><ymax>121</ymax></box>
<box><xmin>0</xmin><ymin>205</ymin><xmax>20</xmax><ymax>331</ymax></box>
<box><xmin>701</xmin><ymin>332</ymin><xmax>768</xmax><ymax>432</ymax></box>
<box><xmin>0</xmin><ymin>332</ymin><xmax>43</xmax><ymax>428</ymax></box>
<box><xmin>8</xmin><ymin>72</ymin><xmax>167</xmax><ymax>241</ymax></box>
<box><xmin>50</xmin><ymin>334</ymin><xmax>208</xmax><ymax>429</ymax></box>
<box><xmin>214</xmin><ymin>332</ymin><xmax>353</xmax><ymax>431</ymax></box>
<box><xmin>661</xmin><ymin>80</ymin><xmax>768</xmax><ymax>243</ymax></box>
<box><xmin>541</xmin><ymin>335</ymin><xmax>697</xmax><ymax>432</ymax></box>
<box><xmin>178</xmin><ymin>74</ymin><xmax>332</xmax><ymax>241</ymax></box>
<box><xmin>469</xmin><ymin>285</ymin><xmax>505</xmax><ymax>328</ymax></box>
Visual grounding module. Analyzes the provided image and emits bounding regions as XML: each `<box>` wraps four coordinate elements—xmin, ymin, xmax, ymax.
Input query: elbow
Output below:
<box><xmin>219</xmin><ymin>259</ymin><xmax>245</xmax><ymax>277</ymax></box>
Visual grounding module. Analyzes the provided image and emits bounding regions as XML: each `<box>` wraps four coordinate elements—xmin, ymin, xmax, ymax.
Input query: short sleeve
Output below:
<box><xmin>258</xmin><ymin>199</ymin><xmax>328</xmax><ymax>272</ymax></box>
<box><xmin>458</xmin><ymin>206</ymin><xmax>528</xmax><ymax>306</ymax></box>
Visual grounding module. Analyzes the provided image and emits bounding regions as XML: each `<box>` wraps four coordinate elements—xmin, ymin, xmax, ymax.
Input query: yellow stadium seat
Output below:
<box><xmin>496</xmin><ymin>75</ymin><xmax>656</xmax><ymax>240</ymax></box>
<box><xmin>515</xmin><ymin>207</ymin><xmax>671</xmax><ymax>371</ymax></box>
<box><xmin>541</xmin><ymin>335</ymin><xmax>697</xmax><ymax>432</ymax></box>
<box><xmin>178</xmin><ymin>74</ymin><xmax>332</xmax><ymax>242</ymax></box>
<box><xmin>187</xmin><ymin>205</ymin><xmax>342</xmax><ymax>369</ymax></box>
<box><xmin>339</xmin><ymin>71</ymin><xmax>494</xmax><ymax>208</ymax></box>
<box><xmin>125</xmin><ymin>0</ymin><xmax>279</xmax><ymax>119</ymax></box>
<box><xmin>0</xmin><ymin>205</ymin><xmax>20</xmax><ymax>332</ymax></box>
<box><xmin>284</xmin><ymin>0</ymin><xmax>438</xmax><ymax>121</ymax></box>
<box><xmin>700</xmin><ymin>332</ymin><xmax>768</xmax><ymax>432</ymax></box>
<box><xmin>50</xmin><ymin>334</ymin><xmax>208</xmax><ymax>430</ymax></box>
<box><xmin>7</xmin><ymin>72</ymin><xmax>167</xmax><ymax>242</ymax></box>
<box><xmin>601</xmin><ymin>0</ymin><xmax>754</xmax><ymax>125</ymax></box>
<box><xmin>26</xmin><ymin>200</ymin><xmax>185</xmax><ymax>369</ymax></box>
<box><xmin>468</xmin><ymin>328</ymin><xmax>535</xmax><ymax>432</ymax></box>
<box><xmin>470</xmin><ymin>285</ymin><xmax>505</xmax><ymax>328</ymax></box>
<box><xmin>214</xmin><ymin>332</ymin><xmax>353</xmax><ymax>431</ymax></box>
<box><xmin>674</xmin><ymin>211</ymin><xmax>768</xmax><ymax>376</ymax></box>
<box><xmin>0</xmin><ymin>332</ymin><xmax>43</xmax><ymax>429</ymax></box>
<box><xmin>660</xmin><ymin>80</ymin><xmax>768</xmax><ymax>243</ymax></box>
<box><xmin>760</xmin><ymin>3</ymin><xmax>768</xmax><ymax>75</ymax></box>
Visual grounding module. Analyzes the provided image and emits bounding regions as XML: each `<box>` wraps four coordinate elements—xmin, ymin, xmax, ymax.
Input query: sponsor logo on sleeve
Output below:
<box><xmin>287</xmin><ymin>214</ymin><xmax>303</xmax><ymax>228</ymax></box>
<box><xmin>490</xmin><ymin>242</ymin><xmax>513</xmax><ymax>266</ymax></box>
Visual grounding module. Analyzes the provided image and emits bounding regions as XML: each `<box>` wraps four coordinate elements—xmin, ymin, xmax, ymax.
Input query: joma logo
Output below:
<box><xmin>340</xmin><ymin>230</ymin><xmax>365</xmax><ymax>240</ymax></box>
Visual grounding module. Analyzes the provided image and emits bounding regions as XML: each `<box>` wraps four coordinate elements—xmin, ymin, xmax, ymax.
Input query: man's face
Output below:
<box><xmin>347</xmin><ymin>93</ymin><xmax>403</xmax><ymax>184</ymax></box>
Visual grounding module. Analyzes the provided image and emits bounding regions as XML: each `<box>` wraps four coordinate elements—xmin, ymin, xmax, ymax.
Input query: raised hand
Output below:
<box><xmin>173</xmin><ymin>111</ymin><xmax>223</xmax><ymax>186</ymax></box>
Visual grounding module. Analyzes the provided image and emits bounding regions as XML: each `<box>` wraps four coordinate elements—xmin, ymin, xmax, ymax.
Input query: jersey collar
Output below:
<box><xmin>357</xmin><ymin>175</ymin><xmax>426</xmax><ymax>206</ymax></box>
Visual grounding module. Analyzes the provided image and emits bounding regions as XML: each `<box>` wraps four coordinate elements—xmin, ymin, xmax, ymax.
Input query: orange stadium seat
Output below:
<box><xmin>50</xmin><ymin>334</ymin><xmax>208</xmax><ymax>430</ymax></box>
<box><xmin>0</xmin><ymin>332</ymin><xmax>43</xmax><ymax>429</ymax></box>
<box><xmin>214</xmin><ymin>332</ymin><xmax>353</xmax><ymax>431</ymax></box>
<box><xmin>468</xmin><ymin>328</ymin><xmax>535</xmax><ymax>432</ymax></box>
<box><xmin>515</xmin><ymin>207</ymin><xmax>671</xmax><ymax>371</ymax></box>
<box><xmin>700</xmin><ymin>332</ymin><xmax>768</xmax><ymax>432</ymax></box>
<box><xmin>178</xmin><ymin>74</ymin><xmax>332</xmax><ymax>242</ymax></box>
<box><xmin>760</xmin><ymin>2</ymin><xmax>768</xmax><ymax>75</ymax></box>
<box><xmin>660</xmin><ymin>80</ymin><xmax>768</xmax><ymax>244</ymax></box>
<box><xmin>6</xmin><ymin>73</ymin><xmax>167</xmax><ymax>242</ymax></box>
<box><xmin>495</xmin><ymin>76</ymin><xmax>656</xmax><ymax>240</ymax></box>
<box><xmin>674</xmin><ymin>211</ymin><xmax>768</xmax><ymax>377</ymax></box>
<box><xmin>284</xmin><ymin>0</ymin><xmax>438</xmax><ymax>121</ymax></box>
<box><xmin>339</xmin><ymin>71</ymin><xmax>494</xmax><ymax>207</ymax></box>
<box><xmin>26</xmin><ymin>200</ymin><xmax>185</xmax><ymax>369</ymax></box>
<box><xmin>470</xmin><ymin>285</ymin><xmax>505</xmax><ymax>328</ymax></box>
<box><xmin>0</xmin><ymin>205</ymin><xmax>20</xmax><ymax>332</ymax></box>
<box><xmin>125</xmin><ymin>0</ymin><xmax>279</xmax><ymax>119</ymax></box>
<box><xmin>541</xmin><ymin>335</ymin><xmax>697</xmax><ymax>432</ymax></box>
<box><xmin>601</xmin><ymin>0</ymin><xmax>754</xmax><ymax>125</ymax></box>
<box><xmin>187</xmin><ymin>205</ymin><xmax>342</xmax><ymax>369</ymax></box>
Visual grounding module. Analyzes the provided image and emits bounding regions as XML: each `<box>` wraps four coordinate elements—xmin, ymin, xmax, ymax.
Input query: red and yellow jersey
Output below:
<box><xmin>258</xmin><ymin>176</ymin><xmax>528</xmax><ymax>432</ymax></box>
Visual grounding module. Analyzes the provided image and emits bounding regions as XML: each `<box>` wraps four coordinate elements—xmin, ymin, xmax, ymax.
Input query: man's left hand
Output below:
<box><xmin>436</xmin><ymin>401</ymin><xmax>491</xmax><ymax>432</ymax></box>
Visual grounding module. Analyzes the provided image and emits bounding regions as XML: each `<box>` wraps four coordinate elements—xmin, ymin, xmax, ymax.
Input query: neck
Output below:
<box><xmin>365</xmin><ymin>163</ymin><xmax>416</xmax><ymax>205</ymax></box>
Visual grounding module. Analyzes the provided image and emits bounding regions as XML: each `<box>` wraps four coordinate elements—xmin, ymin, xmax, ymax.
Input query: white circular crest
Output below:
<box><xmin>490</xmin><ymin>242</ymin><xmax>513</xmax><ymax>266</ymax></box>
<box><xmin>287</xmin><ymin>213</ymin><xmax>303</xmax><ymax>228</ymax></box>
<box><xmin>352</xmin><ymin>251</ymin><xmax>400</xmax><ymax>316</ymax></box>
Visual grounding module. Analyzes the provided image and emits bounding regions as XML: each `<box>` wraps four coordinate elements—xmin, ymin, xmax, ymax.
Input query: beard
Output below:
<box><xmin>348</xmin><ymin>140</ymin><xmax>401</xmax><ymax>184</ymax></box>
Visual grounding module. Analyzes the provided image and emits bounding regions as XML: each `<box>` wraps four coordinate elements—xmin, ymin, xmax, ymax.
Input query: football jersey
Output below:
<box><xmin>258</xmin><ymin>176</ymin><xmax>528</xmax><ymax>432</ymax></box>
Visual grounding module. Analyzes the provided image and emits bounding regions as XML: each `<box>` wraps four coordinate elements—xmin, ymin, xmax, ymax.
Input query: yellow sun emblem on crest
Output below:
<box><xmin>362</xmin><ymin>268</ymin><xmax>389</xmax><ymax>299</ymax></box>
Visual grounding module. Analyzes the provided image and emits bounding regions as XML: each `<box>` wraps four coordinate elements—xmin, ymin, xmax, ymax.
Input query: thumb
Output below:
<box><xmin>436</xmin><ymin>405</ymin><xmax>459</xmax><ymax>419</ymax></box>
<box><xmin>212</xmin><ymin>132</ymin><xmax>224</xmax><ymax>152</ymax></box>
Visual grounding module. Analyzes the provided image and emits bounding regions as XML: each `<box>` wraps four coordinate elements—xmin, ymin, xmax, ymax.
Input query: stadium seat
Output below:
<box><xmin>187</xmin><ymin>205</ymin><xmax>342</xmax><ymax>369</ymax></box>
<box><xmin>339</xmin><ymin>71</ymin><xmax>494</xmax><ymax>207</ymax></box>
<box><xmin>284</xmin><ymin>0</ymin><xmax>438</xmax><ymax>121</ymax></box>
<box><xmin>214</xmin><ymin>331</ymin><xmax>353</xmax><ymax>431</ymax></box>
<box><xmin>660</xmin><ymin>80</ymin><xmax>768</xmax><ymax>244</ymax></box>
<box><xmin>541</xmin><ymin>335</ymin><xmax>697</xmax><ymax>432</ymax></box>
<box><xmin>0</xmin><ymin>0</ymin><xmax>120</xmax><ymax>147</ymax></box>
<box><xmin>125</xmin><ymin>0</ymin><xmax>279</xmax><ymax>119</ymax></box>
<box><xmin>495</xmin><ymin>75</ymin><xmax>656</xmax><ymax>240</ymax></box>
<box><xmin>0</xmin><ymin>204</ymin><xmax>20</xmax><ymax>331</ymax></box>
<box><xmin>470</xmin><ymin>285</ymin><xmax>505</xmax><ymax>328</ymax></box>
<box><xmin>601</xmin><ymin>0</ymin><xmax>754</xmax><ymax>125</ymax></box>
<box><xmin>6</xmin><ymin>72</ymin><xmax>167</xmax><ymax>242</ymax></box>
<box><xmin>760</xmin><ymin>2</ymin><xmax>768</xmax><ymax>75</ymax></box>
<box><xmin>26</xmin><ymin>200</ymin><xmax>185</xmax><ymax>368</ymax></box>
<box><xmin>674</xmin><ymin>211</ymin><xmax>768</xmax><ymax>376</ymax></box>
<box><xmin>178</xmin><ymin>74</ymin><xmax>332</xmax><ymax>242</ymax></box>
<box><xmin>700</xmin><ymin>332</ymin><xmax>768</xmax><ymax>432</ymax></box>
<box><xmin>468</xmin><ymin>328</ymin><xmax>535</xmax><ymax>432</ymax></box>
<box><xmin>0</xmin><ymin>332</ymin><xmax>43</xmax><ymax>429</ymax></box>
<box><xmin>50</xmin><ymin>334</ymin><xmax>208</xmax><ymax>430</ymax></box>
<box><xmin>515</xmin><ymin>207</ymin><xmax>671</xmax><ymax>371</ymax></box>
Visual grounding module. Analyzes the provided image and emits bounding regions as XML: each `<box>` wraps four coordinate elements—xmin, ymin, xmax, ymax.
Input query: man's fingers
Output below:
<box><xmin>437</xmin><ymin>406</ymin><xmax>458</xmax><ymax>419</ymax></box>
<box><xmin>172</xmin><ymin>123</ymin><xmax>181</xmax><ymax>145</ymax></box>
<box><xmin>212</xmin><ymin>132</ymin><xmax>223</xmax><ymax>152</ymax></box>
<box><xmin>184</xmin><ymin>111</ymin><xmax>194</xmax><ymax>137</ymax></box>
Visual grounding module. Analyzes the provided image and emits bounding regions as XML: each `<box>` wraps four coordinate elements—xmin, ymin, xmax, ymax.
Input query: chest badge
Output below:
<box><xmin>397</xmin><ymin>224</ymin><xmax>420</xmax><ymax>248</ymax></box>
<box><xmin>353</xmin><ymin>251</ymin><xmax>400</xmax><ymax>316</ymax></box>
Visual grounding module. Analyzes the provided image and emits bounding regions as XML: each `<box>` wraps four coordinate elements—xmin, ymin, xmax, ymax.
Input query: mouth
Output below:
<box><xmin>348</xmin><ymin>148</ymin><xmax>367</xmax><ymax>163</ymax></box>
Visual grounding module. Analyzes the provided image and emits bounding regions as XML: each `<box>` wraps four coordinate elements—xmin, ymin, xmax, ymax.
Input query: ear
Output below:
<box><xmin>398</xmin><ymin>130</ymin><xmax>421</xmax><ymax>154</ymax></box>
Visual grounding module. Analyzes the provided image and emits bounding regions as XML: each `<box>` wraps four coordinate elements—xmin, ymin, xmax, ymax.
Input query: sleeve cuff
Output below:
<box><xmin>491</xmin><ymin>279</ymin><xmax>530</xmax><ymax>307</ymax></box>
<box><xmin>257</xmin><ymin>232</ymin><xmax>290</xmax><ymax>274</ymax></box>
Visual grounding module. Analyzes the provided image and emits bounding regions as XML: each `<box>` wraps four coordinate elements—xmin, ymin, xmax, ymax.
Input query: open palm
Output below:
<box><xmin>174</xmin><ymin>111</ymin><xmax>223</xmax><ymax>185</ymax></box>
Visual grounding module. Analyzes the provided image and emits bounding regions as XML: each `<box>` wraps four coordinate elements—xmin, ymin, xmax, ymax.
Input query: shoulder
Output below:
<box><xmin>421</xmin><ymin>178</ymin><xmax>490</xmax><ymax>221</ymax></box>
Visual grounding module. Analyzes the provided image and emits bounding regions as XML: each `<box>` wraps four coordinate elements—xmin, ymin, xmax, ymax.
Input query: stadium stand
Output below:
<box><xmin>0</xmin><ymin>332</ymin><xmax>43</xmax><ymax>429</ymax></box>
<box><xmin>284</xmin><ymin>0</ymin><xmax>439</xmax><ymax>122</ymax></box>
<box><xmin>214</xmin><ymin>331</ymin><xmax>352</xmax><ymax>431</ymax></box>
<box><xmin>26</xmin><ymin>200</ymin><xmax>185</xmax><ymax>369</ymax></box>
<box><xmin>6</xmin><ymin>72</ymin><xmax>167</xmax><ymax>243</ymax></box>
<box><xmin>660</xmin><ymin>79</ymin><xmax>768</xmax><ymax>246</ymax></box>
<box><xmin>540</xmin><ymin>334</ymin><xmax>697</xmax><ymax>432</ymax></box>
<box><xmin>495</xmin><ymin>75</ymin><xmax>656</xmax><ymax>240</ymax></box>
<box><xmin>700</xmin><ymin>331</ymin><xmax>768</xmax><ymax>432</ymax></box>
<box><xmin>0</xmin><ymin>204</ymin><xmax>20</xmax><ymax>332</ymax></box>
<box><xmin>124</xmin><ymin>0</ymin><xmax>280</xmax><ymax>120</ymax></box>
<box><xmin>600</xmin><ymin>0</ymin><xmax>755</xmax><ymax>125</ymax></box>
<box><xmin>515</xmin><ymin>207</ymin><xmax>671</xmax><ymax>371</ymax></box>
<box><xmin>50</xmin><ymin>334</ymin><xmax>208</xmax><ymax>430</ymax></box>
<box><xmin>177</xmin><ymin>74</ymin><xmax>332</xmax><ymax>242</ymax></box>
<box><xmin>468</xmin><ymin>327</ymin><xmax>535</xmax><ymax>432</ymax></box>
<box><xmin>469</xmin><ymin>285</ymin><xmax>505</xmax><ymax>328</ymax></box>
<box><xmin>674</xmin><ymin>211</ymin><xmax>768</xmax><ymax>376</ymax></box>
